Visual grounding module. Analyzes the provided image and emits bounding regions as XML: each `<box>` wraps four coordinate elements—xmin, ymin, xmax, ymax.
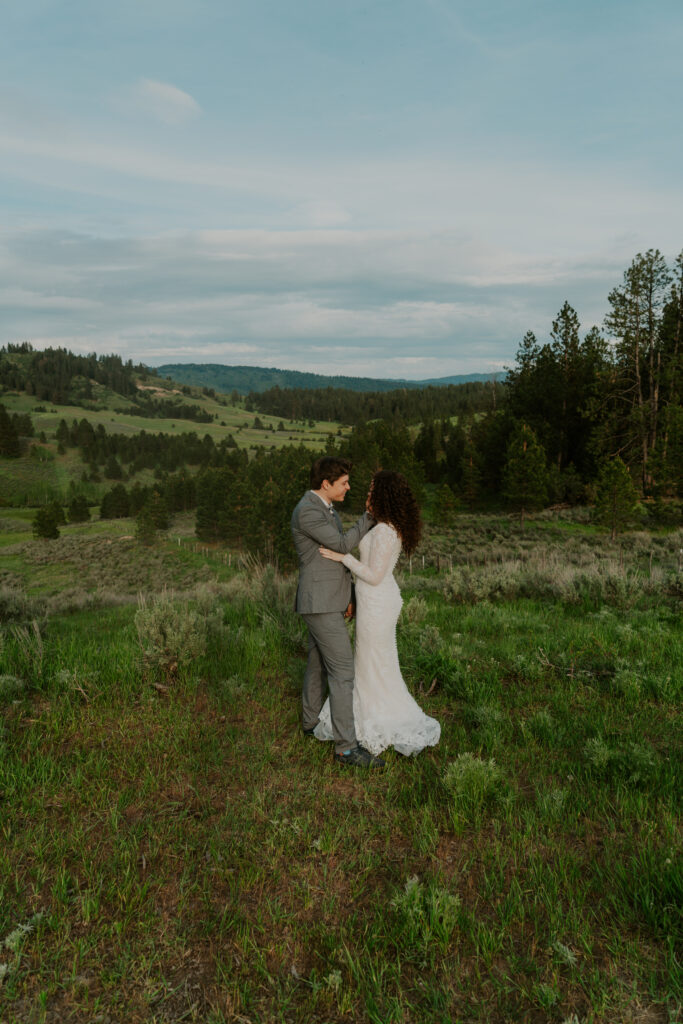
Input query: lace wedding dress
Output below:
<box><xmin>314</xmin><ymin>522</ymin><xmax>440</xmax><ymax>756</ymax></box>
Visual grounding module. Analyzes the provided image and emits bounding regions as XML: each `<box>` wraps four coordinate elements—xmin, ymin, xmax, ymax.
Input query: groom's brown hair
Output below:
<box><xmin>310</xmin><ymin>456</ymin><xmax>352</xmax><ymax>489</ymax></box>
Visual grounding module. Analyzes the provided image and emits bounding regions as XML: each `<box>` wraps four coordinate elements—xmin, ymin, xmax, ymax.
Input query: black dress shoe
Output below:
<box><xmin>334</xmin><ymin>745</ymin><xmax>385</xmax><ymax>768</ymax></box>
<box><xmin>303</xmin><ymin>726</ymin><xmax>316</xmax><ymax>736</ymax></box>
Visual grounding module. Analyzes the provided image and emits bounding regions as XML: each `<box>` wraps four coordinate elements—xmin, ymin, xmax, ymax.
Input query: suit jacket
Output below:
<box><xmin>291</xmin><ymin>491</ymin><xmax>374</xmax><ymax>614</ymax></box>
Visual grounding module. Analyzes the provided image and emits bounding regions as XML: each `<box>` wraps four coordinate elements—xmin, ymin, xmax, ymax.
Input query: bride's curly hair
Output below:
<box><xmin>368</xmin><ymin>470</ymin><xmax>421</xmax><ymax>555</ymax></box>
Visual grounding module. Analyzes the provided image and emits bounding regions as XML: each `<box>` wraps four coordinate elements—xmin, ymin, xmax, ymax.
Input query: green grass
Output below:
<box><xmin>0</xmin><ymin>518</ymin><xmax>681</xmax><ymax>1022</ymax></box>
<box><xmin>1</xmin><ymin>388</ymin><xmax>349</xmax><ymax>448</ymax></box>
<box><xmin>0</xmin><ymin>388</ymin><xmax>350</xmax><ymax>507</ymax></box>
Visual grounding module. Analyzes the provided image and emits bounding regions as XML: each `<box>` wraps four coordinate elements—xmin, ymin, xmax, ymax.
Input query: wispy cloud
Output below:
<box><xmin>132</xmin><ymin>78</ymin><xmax>201</xmax><ymax>125</ymax></box>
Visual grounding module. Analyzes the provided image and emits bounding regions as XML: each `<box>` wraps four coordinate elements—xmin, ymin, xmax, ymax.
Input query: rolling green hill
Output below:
<box><xmin>155</xmin><ymin>362</ymin><xmax>495</xmax><ymax>395</ymax></box>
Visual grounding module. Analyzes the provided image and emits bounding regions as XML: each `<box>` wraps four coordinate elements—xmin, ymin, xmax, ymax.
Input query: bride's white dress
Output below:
<box><xmin>314</xmin><ymin>522</ymin><xmax>440</xmax><ymax>756</ymax></box>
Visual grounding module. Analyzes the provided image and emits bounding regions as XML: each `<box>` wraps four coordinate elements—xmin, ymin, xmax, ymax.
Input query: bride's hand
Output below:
<box><xmin>319</xmin><ymin>546</ymin><xmax>345</xmax><ymax>562</ymax></box>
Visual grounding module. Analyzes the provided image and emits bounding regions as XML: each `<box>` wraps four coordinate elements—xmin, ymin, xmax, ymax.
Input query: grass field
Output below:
<box><xmin>0</xmin><ymin>386</ymin><xmax>349</xmax><ymax>507</ymax></box>
<box><xmin>0</xmin><ymin>388</ymin><xmax>346</xmax><ymax>448</ymax></box>
<box><xmin>0</xmin><ymin>510</ymin><xmax>681</xmax><ymax>1023</ymax></box>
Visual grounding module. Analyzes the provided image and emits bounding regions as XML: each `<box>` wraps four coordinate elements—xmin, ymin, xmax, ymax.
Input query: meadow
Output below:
<box><xmin>0</xmin><ymin>387</ymin><xmax>348</xmax><ymax>507</ymax></box>
<box><xmin>0</xmin><ymin>508</ymin><xmax>681</xmax><ymax>1023</ymax></box>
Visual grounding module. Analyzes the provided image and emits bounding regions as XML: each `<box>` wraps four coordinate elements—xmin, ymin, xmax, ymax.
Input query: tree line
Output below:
<box><xmin>246</xmin><ymin>380</ymin><xmax>500</xmax><ymax>427</ymax></box>
<box><xmin>404</xmin><ymin>250</ymin><xmax>682</xmax><ymax>518</ymax></box>
<box><xmin>0</xmin><ymin>344</ymin><xmax>211</xmax><ymax>423</ymax></box>
<box><xmin>0</xmin><ymin>344</ymin><xmax>145</xmax><ymax>403</ymax></box>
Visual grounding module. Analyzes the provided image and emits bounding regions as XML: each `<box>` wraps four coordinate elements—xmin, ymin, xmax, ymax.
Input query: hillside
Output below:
<box><xmin>155</xmin><ymin>362</ymin><xmax>495</xmax><ymax>395</ymax></box>
<box><xmin>0</xmin><ymin>346</ymin><xmax>351</xmax><ymax>508</ymax></box>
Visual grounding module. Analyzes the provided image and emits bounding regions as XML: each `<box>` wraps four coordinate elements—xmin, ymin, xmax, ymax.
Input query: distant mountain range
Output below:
<box><xmin>155</xmin><ymin>363</ymin><xmax>500</xmax><ymax>395</ymax></box>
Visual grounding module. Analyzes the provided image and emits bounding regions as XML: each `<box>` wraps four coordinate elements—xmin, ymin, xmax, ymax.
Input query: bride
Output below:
<box><xmin>315</xmin><ymin>470</ymin><xmax>440</xmax><ymax>757</ymax></box>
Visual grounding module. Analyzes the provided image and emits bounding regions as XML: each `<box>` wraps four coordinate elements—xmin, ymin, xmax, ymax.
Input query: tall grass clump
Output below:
<box><xmin>583</xmin><ymin>737</ymin><xmax>659</xmax><ymax>787</ymax></box>
<box><xmin>602</xmin><ymin>840</ymin><xmax>683</xmax><ymax>944</ymax></box>
<box><xmin>224</xmin><ymin>557</ymin><xmax>305</xmax><ymax>654</ymax></box>
<box><xmin>443</xmin><ymin>752</ymin><xmax>508</xmax><ymax>829</ymax></box>
<box><xmin>0</xmin><ymin>674</ymin><xmax>27</xmax><ymax>704</ymax></box>
<box><xmin>390</xmin><ymin>875</ymin><xmax>461</xmax><ymax>960</ymax></box>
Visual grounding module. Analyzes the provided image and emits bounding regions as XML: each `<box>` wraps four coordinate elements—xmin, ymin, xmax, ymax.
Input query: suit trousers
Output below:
<box><xmin>300</xmin><ymin>612</ymin><xmax>356</xmax><ymax>754</ymax></box>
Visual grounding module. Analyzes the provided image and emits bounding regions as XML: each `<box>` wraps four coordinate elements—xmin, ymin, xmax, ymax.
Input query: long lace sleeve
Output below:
<box><xmin>342</xmin><ymin>523</ymin><xmax>400</xmax><ymax>585</ymax></box>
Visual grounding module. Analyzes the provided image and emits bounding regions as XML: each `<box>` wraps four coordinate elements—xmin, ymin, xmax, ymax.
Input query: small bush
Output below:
<box><xmin>0</xmin><ymin>586</ymin><xmax>44</xmax><ymax>624</ymax></box>
<box><xmin>402</xmin><ymin>596</ymin><xmax>428</xmax><ymax>623</ymax></box>
<box><xmin>135</xmin><ymin>591</ymin><xmax>210</xmax><ymax>681</ymax></box>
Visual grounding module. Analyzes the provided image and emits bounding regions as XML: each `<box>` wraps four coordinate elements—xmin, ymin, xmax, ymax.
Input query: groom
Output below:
<box><xmin>291</xmin><ymin>456</ymin><xmax>384</xmax><ymax>768</ymax></box>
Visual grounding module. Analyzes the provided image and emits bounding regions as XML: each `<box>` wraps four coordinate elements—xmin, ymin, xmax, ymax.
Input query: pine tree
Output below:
<box><xmin>136</xmin><ymin>505</ymin><xmax>157</xmax><ymax>546</ymax></box>
<box><xmin>67</xmin><ymin>494</ymin><xmax>91</xmax><ymax>523</ymax></box>
<box><xmin>0</xmin><ymin>404</ymin><xmax>20</xmax><ymax>457</ymax></box>
<box><xmin>593</xmin><ymin>458</ymin><xmax>639</xmax><ymax>539</ymax></box>
<box><xmin>502</xmin><ymin>423</ymin><xmax>548</xmax><ymax>530</ymax></box>
<box><xmin>33</xmin><ymin>505</ymin><xmax>60</xmax><ymax>539</ymax></box>
<box><xmin>147</xmin><ymin>489</ymin><xmax>169</xmax><ymax>531</ymax></box>
<box><xmin>104</xmin><ymin>454</ymin><xmax>123</xmax><ymax>480</ymax></box>
<box><xmin>434</xmin><ymin>482</ymin><xmax>456</xmax><ymax>527</ymax></box>
<box><xmin>49</xmin><ymin>500</ymin><xmax>66</xmax><ymax>526</ymax></box>
<box><xmin>460</xmin><ymin>436</ymin><xmax>481</xmax><ymax>510</ymax></box>
<box><xmin>55</xmin><ymin>419</ymin><xmax>71</xmax><ymax>446</ymax></box>
<box><xmin>100</xmin><ymin>484</ymin><xmax>130</xmax><ymax>519</ymax></box>
<box><xmin>605</xmin><ymin>250</ymin><xmax>672</xmax><ymax>491</ymax></box>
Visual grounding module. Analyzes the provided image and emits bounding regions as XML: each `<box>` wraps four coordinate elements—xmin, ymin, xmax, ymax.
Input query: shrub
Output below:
<box><xmin>0</xmin><ymin>586</ymin><xmax>44</xmax><ymax>624</ymax></box>
<box><xmin>135</xmin><ymin>591</ymin><xmax>209</xmax><ymax>681</ymax></box>
<box><xmin>402</xmin><ymin>596</ymin><xmax>428</xmax><ymax>623</ymax></box>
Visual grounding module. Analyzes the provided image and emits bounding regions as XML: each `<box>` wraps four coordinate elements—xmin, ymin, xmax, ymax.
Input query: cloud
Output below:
<box><xmin>132</xmin><ymin>78</ymin><xmax>201</xmax><ymax>125</ymax></box>
<box><xmin>0</xmin><ymin>224</ymin><xmax>646</xmax><ymax>378</ymax></box>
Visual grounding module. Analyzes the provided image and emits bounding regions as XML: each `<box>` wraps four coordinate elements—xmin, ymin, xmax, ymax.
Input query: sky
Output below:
<box><xmin>1</xmin><ymin>0</ymin><xmax>681</xmax><ymax>380</ymax></box>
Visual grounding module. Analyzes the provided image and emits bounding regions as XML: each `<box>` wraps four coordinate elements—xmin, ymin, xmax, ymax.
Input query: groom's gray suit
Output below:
<box><xmin>291</xmin><ymin>490</ymin><xmax>374</xmax><ymax>753</ymax></box>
